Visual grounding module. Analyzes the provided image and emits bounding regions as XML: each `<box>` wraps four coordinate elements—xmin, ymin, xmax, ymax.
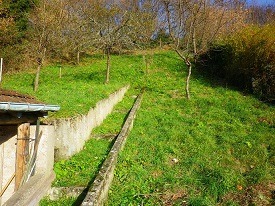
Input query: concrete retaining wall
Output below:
<box><xmin>53</xmin><ymin>85</ymin><xmax>129</xmax><ymax>160</ymax></box>
<box><xmin>0</xmin><ymin>126</ymin><xmax>17</xmax><ymax>205</ymax></box>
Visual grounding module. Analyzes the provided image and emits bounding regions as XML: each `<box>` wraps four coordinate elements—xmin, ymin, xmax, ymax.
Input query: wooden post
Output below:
<box><xmin>59</xmin><ymin>67</ymin><xmax>62</xmax><ymax>78</ymax></box>
<box><xmin>15</xmin><ymin>123</ymin><xmax>30</xmax><ymax>191</ymax></box>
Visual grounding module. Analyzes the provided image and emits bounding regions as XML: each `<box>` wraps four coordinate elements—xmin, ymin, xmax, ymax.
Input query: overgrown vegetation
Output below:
<box><xmin>197</xmin><ymin>24</ymin><xmax>275</xmax><ymax>102</ymax></box>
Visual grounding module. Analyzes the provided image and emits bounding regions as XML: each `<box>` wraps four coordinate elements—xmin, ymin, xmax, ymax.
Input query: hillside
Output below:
<box><xmin>2</xmin><ymin>50</ymin><xmax>274</xmax><ymax>205</ymax></box>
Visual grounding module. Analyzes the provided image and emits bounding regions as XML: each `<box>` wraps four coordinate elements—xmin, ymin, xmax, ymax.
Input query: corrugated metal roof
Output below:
<box><xmin>0</xmin><ymin>102</ymin><xmax>60</xmax><ymax>112</ymax></box>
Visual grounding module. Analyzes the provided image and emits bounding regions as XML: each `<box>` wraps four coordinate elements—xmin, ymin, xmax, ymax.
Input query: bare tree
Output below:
<box><xmin>53</xmin><ymin>0</ymin><xmax>91</xmax><ymax>64</ymax></box>
<box><xmin>29</xmin><ymin>0</ymin><xmax>66</xmax><ymax>91</ymax></box>
<box><xmin>246</xmin><ymin>4</ymin><xmax>275</xmax><ymax>25</ymax></box>
<box><xmin>159</xmin><ymin>0</ymin><xmax>246</xmax><ymax>99</ymax></box>
<box><xmin>85</xmin><ymin>0</ymin><xmax>156</xmax><ymax>84</ymax></box>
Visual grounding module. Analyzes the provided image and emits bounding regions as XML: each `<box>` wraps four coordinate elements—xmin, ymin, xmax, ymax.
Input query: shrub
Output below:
<box><xmin>197</xmin><ymin>24</ymin><xmax>275</xmax><ymax>102</ymax></box>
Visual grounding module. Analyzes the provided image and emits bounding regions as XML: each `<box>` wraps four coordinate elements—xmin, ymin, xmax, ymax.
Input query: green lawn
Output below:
<box><xmin>1</xmin><ymin>53</ymin><xmax>146</xmax><ymax>118</ymax></box>
<box><xmin>106</xmin><ymin>52</ymin><xmax>275</xmax><ymax>205</ymax></box>
<box><xmin>3</xmin><ymin>50</ymin><xmax>274</xmax><ymax>205</ymax></box>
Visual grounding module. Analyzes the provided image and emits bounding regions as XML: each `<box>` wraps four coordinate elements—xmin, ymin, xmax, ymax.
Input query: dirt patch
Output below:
<box><xmin>160</xmin><ymin>190</ymin><xmax>188</xmax><ymax>206</ymax></box>
<box><xmin>220</xmin><ymin>182</ymin><xmax>275</xmax><ymax>206</ymax></box>
<box><xmin>134</xmin><ymin>190</ymin><xmax>188</xmax><ymax>206</ymax></box>
<box><xmin>0</xmin><ymin>89</ymin><xmax>43</xmax><ymax>104</ymax></box>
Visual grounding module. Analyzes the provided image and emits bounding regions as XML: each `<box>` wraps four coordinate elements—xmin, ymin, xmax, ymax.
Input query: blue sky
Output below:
<box><xmin>246</xmin><ymin>0</ymin><xmax>275</xmax><ymax>6</ymax></box>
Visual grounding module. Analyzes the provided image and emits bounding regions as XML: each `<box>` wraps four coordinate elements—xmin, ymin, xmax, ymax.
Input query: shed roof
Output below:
<box><xmin>0</xmin><ymin>89</ymin><xmax>60</xmax><ymax>125</ymax></box>
<box><xmin>0</xmin><ymin>89</ymin><xmax>43</xmax><ymax>104</ymax></box>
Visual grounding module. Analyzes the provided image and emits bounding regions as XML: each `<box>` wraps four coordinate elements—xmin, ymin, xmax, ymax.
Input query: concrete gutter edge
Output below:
<box><xmin>81</xmin><ymin>91</ymin><xmax>144</xmax><ymax>206</ymax></box>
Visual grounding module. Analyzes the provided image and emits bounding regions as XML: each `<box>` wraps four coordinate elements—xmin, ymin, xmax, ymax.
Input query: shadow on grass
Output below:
<box><xmin>192</xmin><ymin>63</ymin><xmax>275</xmax><ymax>105</ymax></box>
<box><xmin>72</xmin><ymin>93</ymin><xmax>141</xmax><ymax>205</ymax></box>
<box><xmin>71</xmin><ymin>71</ymin><xmax>106</xmax><ymax>84</ymax></box>
<box><xmin>72</xmin><ymin>136</ymin><xmax>117</xmax><ymax>206</ymax></box>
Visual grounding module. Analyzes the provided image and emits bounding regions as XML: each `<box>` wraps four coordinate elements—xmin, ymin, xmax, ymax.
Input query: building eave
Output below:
<box><xmin>0</xmin><ymin>102</ymin><xmax>60</xmax><ymax>112</ymax></box>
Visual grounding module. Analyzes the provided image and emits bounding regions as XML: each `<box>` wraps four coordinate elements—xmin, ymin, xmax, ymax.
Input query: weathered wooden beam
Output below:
<box><xmin>15</xmin><ymin>123</ymin><xmax>30</xmax><ymax>191</ymax></box>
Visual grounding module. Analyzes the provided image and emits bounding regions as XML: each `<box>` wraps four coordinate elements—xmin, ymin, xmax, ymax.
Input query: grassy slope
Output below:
<box><xmin>106</xmin><ymin>52</ymin><xmax>275</xmax><ymax>205</ymax></box>
<box><xmin>1</xmin><ymin>53</ymin><xmax>145</xmax><ymax>118</ymax></box>
<box><xmin>40</xmin><ymin>88</ymin><xmax>138</xmax><ymax>205</ymax></box>
<box><xmin>4</xmin><ymin>50</ymin><xmax>274</xmax><ymax>205</ymax></box>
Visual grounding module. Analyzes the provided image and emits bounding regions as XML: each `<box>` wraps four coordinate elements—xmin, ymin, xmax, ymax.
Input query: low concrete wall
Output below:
<box><xmin>33</xmin><ymin>126</ymin><xmax>55</xmax><ymax>175</ymax></box>
<box><xmin>82</xmin><ymin>91</ymin><xmax>144</xmax><ymax>206</ymax></box>
<box><xmin>53</xmin><ymin>85</ymin><xmax>130</xmax><ymax>160</ymax></box>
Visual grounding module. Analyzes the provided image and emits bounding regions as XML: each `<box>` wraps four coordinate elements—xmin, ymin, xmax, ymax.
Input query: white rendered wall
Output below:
<box><xmin>53</xmin><ymin>85</ymin><xmax>129</xmax><ymax>160</ymax></box>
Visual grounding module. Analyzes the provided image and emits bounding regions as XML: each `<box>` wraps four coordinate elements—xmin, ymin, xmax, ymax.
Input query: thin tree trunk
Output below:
<box><xmin>34</xmin><ymin>63</ymin><xmax>41</xmax><ymax>92</ymax></box>
<box><xmin>105</xmin><ymin>47</ymin><xmax>110</xmax><ymax>84</ymax></box>
<box><xmin>185</xmin><ymin>62</ymin><xmax>192</xmax><ymax>100</ymax></box>
<box><xmin>34</xmin><ymin>48</ymin><xmax>46</xmax><ymax>92</ymax></box>
<box><xmin>164</xmin><ymin>1</ymin><xmax>172</xmax><ymax>36</ymax></box>
<box><xmin>192</xmin><ymin>27</ymin><xmax>197</xmax><ymax>55</ymax></box>
<box><xmin>175</xmin><ymin>49</ymin><xmax>192</xmax><ymax>100</ymax></box>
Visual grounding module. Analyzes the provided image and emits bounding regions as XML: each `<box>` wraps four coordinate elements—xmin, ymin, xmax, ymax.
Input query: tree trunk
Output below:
<box><xmin>165</xmin><ymin>2</ymin><xmax>172</xmax><ymax>36</ymax></box>
<box><xmin>105</xmin><ymin>47</ymin><xmax>110</xmax><ymax>84</ymax></box>
<box><xmin>34</xmin><ymin>63</ymin><xmax>41</xmax><ymax>92</ymax></box>
<box><xmin>33</xmin><ymin>48</ymin><xmax>46</xmax><ymax>92</ymax></box>
<box><xmin>185</xmin><ymin>61</ymin><xmax>192</xmax><ymax>100</ymax></box>
<box><xmin>175</xmin><ymin>49</ymin><xmax>192</xmax><ymax>100</ymax></box>
<box><xmin>192</xmin><ymin>28</ymin><xmax>197</xmax><ymax>55</ymax></box>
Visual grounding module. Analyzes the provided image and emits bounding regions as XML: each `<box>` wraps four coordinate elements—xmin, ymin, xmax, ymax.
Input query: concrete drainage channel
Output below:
<box><xmin>48</xmin><ymin>91</ymin><xmax>144</xmax><ymax>206</ymax></box>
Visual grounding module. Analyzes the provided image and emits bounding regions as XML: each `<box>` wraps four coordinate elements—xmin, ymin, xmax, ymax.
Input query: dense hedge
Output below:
<box><xmin>197</xmin><ymin>24</ymin><xmax>275</xmax><ymax>102</ymax></box>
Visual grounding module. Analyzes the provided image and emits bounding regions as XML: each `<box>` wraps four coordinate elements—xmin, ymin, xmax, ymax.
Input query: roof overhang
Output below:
<box><xmin>0</xmin><ymin>102</ymin><xmax>60</xmax><ymax>125</ymax></box>
<box><xmin>0</xmin><ymin>102</ymin><xmax>60</xmax><ymax>112</ymax></box>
